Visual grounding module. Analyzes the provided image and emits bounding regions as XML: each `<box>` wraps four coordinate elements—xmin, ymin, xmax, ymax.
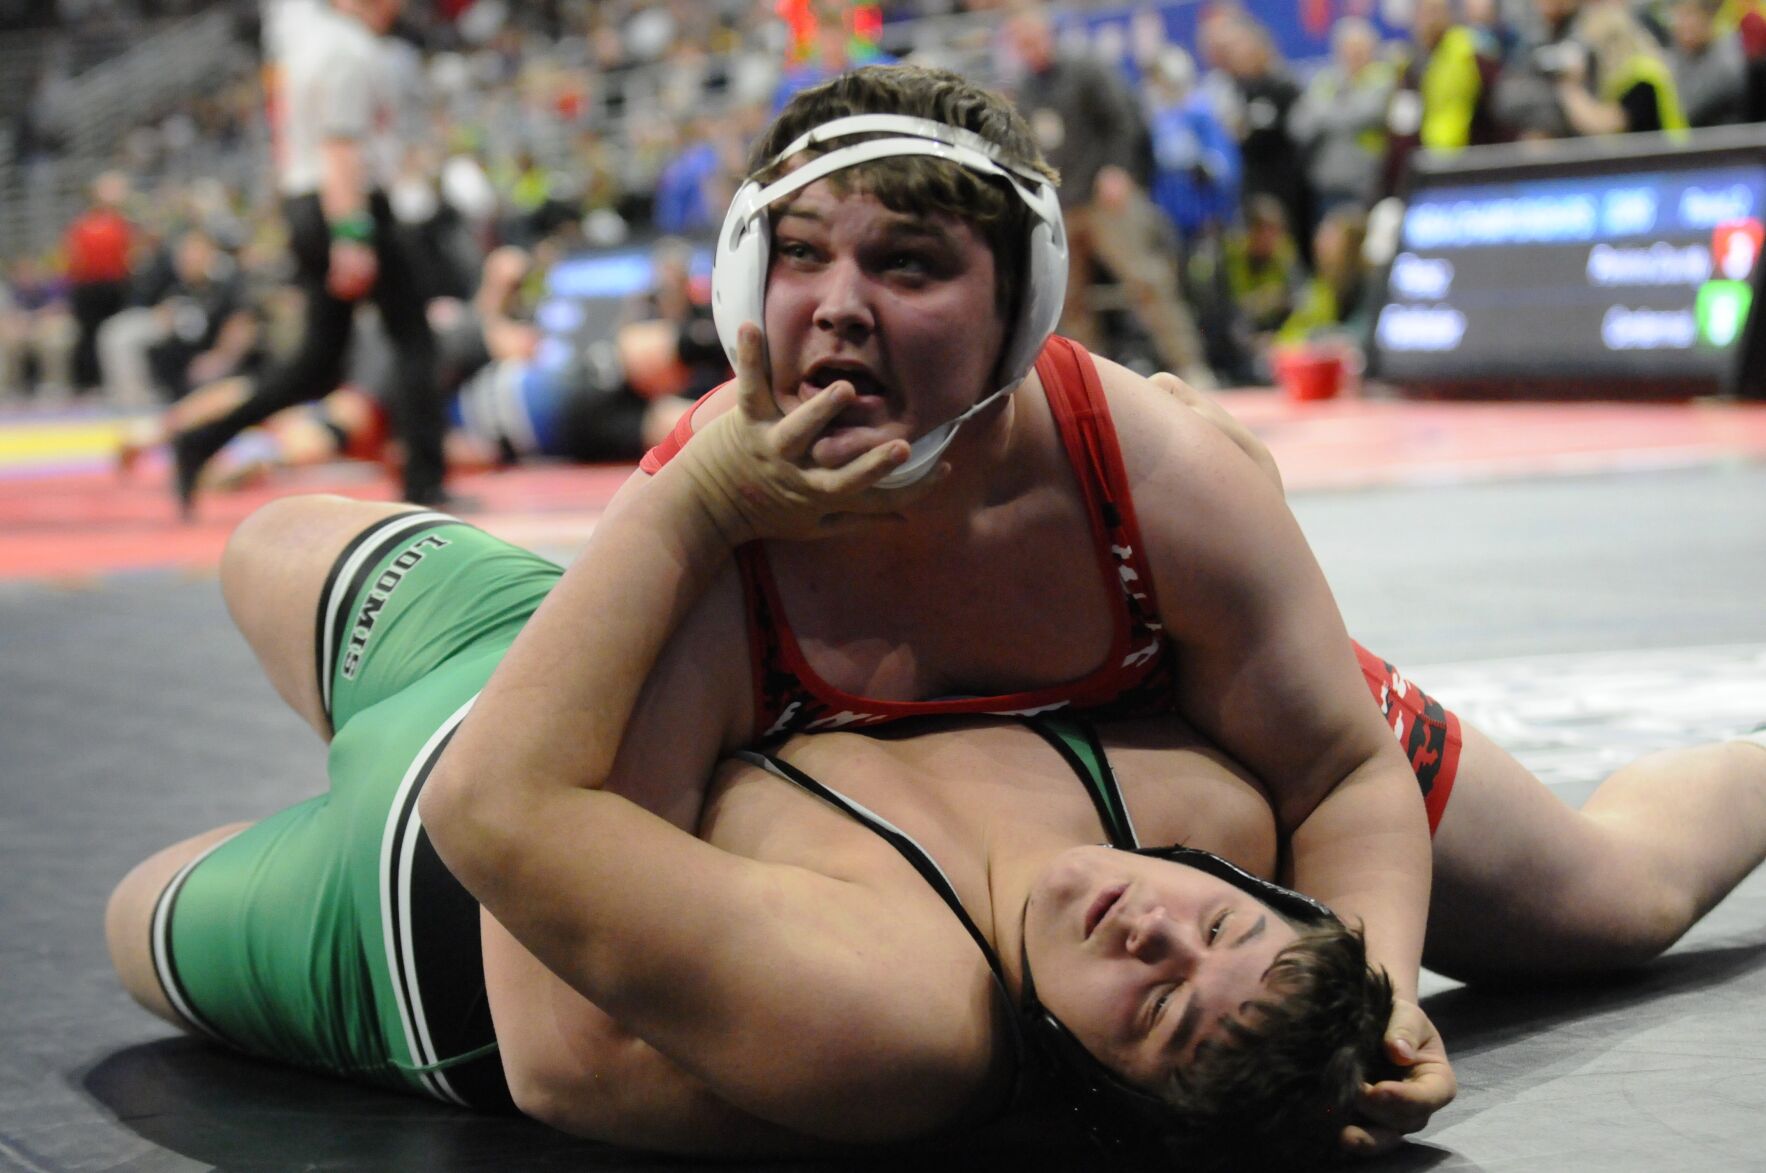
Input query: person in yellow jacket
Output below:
<box><xmin>1557</xmin><ymin>2</ymin><xmax>1690</xmax><ymax>135</ymax></box>
<box><xmin>1382</xmin><ymin>0</ymin><xmax>1502</xmax><ymax>196</ymax></box>
<box><xmin>1277</xmin><ymin>207</ymin><xmax>1372</xmax><ymax>348</ymax></box>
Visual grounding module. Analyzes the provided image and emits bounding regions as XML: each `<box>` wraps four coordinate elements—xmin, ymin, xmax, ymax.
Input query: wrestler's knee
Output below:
<box><xmin>220</xmin><ymin>494</ymin><xmax>410</xmax><ymax>650</ymax></box>
<box><xmin>221</xmin><ymin>495</ymin><xmax>350</xmax><ymax>604</ymax></box>
<box><xmin>105</xmin><ymin>824</ymin><xmax>249</xmax><ymax>1028</ymax></box>
<box><xmin>1570</xmin><ymin>814</ymin><xmax>1705</xmax><ymax>965</ymax></box>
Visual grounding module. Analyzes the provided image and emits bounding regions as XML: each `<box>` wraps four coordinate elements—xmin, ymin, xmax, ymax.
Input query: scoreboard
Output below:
<box><xmin>1370</xmin><ymin>127</ymin><xmax>1766</xmax><ymax>398</ymax></box>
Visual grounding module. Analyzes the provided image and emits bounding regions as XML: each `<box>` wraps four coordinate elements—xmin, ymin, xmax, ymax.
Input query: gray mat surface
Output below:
<box><xmin>3</xmin><ymin>465</ymin><xmax>1763</xmax><ymax>1171</ymax></box>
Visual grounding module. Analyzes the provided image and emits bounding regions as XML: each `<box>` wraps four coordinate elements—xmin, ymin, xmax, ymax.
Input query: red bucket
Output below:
<box><xmin>1273</xmin><ymin>346</ymin><xmax>1349</xmax><ymax>402</ymax></box>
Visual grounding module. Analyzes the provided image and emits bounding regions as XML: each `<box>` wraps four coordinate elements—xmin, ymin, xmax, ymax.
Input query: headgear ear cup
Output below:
<box><xmin>711</xmin><ymin>178</ymin><xmax>772</xmax><ymax>372</ymax></box>
<box><xmin>709</xmin><ymin>113</ymin><xmax>1068</xmax><ymax>391</ymax></box>
<box><xmin>998</xmin><ymin>177</ymin><xmax>1068</xmax><ymax>387</ymax></box>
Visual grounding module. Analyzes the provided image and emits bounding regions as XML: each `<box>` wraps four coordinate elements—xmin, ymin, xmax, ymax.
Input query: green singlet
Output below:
<box><xmin>147</xmin><ymin>510</ymin><xmax>561</xmax><ymax>1108</ymax></box>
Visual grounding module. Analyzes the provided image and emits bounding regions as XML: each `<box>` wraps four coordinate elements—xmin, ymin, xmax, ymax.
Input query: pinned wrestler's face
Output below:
<box><xmin>1022</xmin><ymin>845</ymin><xmax>1300</xmax><ymax>1090</ymax></box>
<box><xmin>763</xmin><ymin>176</ymin><xmax>1007</xmax><ymax>472</ymax></box>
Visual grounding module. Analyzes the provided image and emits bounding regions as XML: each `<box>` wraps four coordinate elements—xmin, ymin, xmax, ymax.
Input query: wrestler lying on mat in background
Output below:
<box><xmin>119</xmin><ymin>244</ymin><xmax>704</xmax><ymax>502</ymax></box>
<box><xmin>106</xmin><ymin>330</ymin><xmax>1766</xmax><ymax>1167</ymax></box>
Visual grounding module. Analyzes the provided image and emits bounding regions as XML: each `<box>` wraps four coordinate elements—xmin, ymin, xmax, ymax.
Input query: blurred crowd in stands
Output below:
<box><xmin>4</xmin><ymin>0</ymin><xmax>1765</xmax><ymax>419</ymax></box>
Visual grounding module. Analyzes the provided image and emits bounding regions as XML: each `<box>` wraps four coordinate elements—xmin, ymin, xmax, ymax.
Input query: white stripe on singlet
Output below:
<box><xmin>377</xmin><ymin>692</ymin><xmax>480</xmax><ymax>1106</ymax></box>
<box><xmin>149</xmin><ymin>829</ymin><xmax>248</xmax><ymax>1042</ymax></box>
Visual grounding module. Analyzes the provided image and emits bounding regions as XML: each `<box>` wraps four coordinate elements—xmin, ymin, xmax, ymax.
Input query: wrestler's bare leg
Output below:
<box><xmin>1425</xmin><ymin>724</ymin><xmax>1766</xmax><ymax>982</ymax></box>
<box><xmin>219</xmin><ymin>494</ymin><xmax>425</xmax><ymax>739</ymax></box>
<box><xmin>104</xmin><ymin>822</ymin><xmax>252</xmax><ymax>1030</ymax></box>
<box><xmin>117</xmin><ymin>376</ymin><xmax>256</xmax><ymax>473</ymax></box>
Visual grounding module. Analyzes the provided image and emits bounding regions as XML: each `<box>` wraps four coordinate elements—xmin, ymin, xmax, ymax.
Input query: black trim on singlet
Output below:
<box><xmin>384</xmin><ymin>720</ymin><xmax>517</xmax><ymax>1113</ymax></box>
<box><xmin>312</xmin><ymin>510</ymin><xmax>455</xmax><ymax>730</ymax></box>
<box><xmin>732</xmin><ymin>749</ymin><xmax>1013</xmax><ymax>992</ymax></box>
<box><xmin>149</xmin><ymin>840</ymin><xmax>237</xmax><ymax>1046</ymax></box>
<box><xmin>1015</xmin><ymin>715</ymin><xmax>1140</xmax><ymax>850</ymax></box>
<box><xmin>731</xmin><ymin>715</ymin><xmax>1141</xmax><ymax>1114</ymax></box>
<box><xmin>404</xmin><ymin>828</ymin><xmax>515</xmax><ymax>1112</ymax></box>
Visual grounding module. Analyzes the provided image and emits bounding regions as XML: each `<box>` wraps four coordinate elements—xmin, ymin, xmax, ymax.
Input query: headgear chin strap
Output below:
<box><xmin>711</xmin><ymin>112</ymin><xmax>1068</xmax><ymax>488</ymax></box>
<box><xmin>1016</xmin><ymin>846</ymin><xmax>1338</xmax><ymax>1157</ymax></box>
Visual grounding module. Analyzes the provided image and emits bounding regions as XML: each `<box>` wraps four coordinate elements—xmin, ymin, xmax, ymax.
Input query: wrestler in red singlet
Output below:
<box><xmin>642</xmin><ymin>336</ymin><xmax>1461</xmax><ymax>830</ymax></box>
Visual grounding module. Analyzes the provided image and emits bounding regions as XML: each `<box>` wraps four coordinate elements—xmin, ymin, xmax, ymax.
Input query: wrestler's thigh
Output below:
<box><xmin>1423</xmin><ymin>723</ymin><xmax>1635</xmax><ymax>983</ymax></box>
<box><xmin>221</xmin><ymin>494</ymin><xmax>422</xmax><ymax>738</ymax></box>
<box><xmin>105</xmin><ymin>823</ymin><xmax>251</xmax><ymax>1031</ymax></box>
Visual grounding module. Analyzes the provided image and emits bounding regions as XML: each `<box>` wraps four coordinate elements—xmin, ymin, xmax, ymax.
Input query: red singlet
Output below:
<box><xmin>640</xmin><ymin>336</ymin><xmax>1460</xmax><ymax>830</ymax></box>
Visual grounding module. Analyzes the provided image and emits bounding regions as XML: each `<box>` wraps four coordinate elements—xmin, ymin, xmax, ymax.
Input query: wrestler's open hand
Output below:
<box><xmin>677</xmin><ymin>323</ymin><xmax>946</xmax><ymax>545</ymax></box>
<box><xmin>1340</xmin><ymin>998</ymin><xmax>1456</xmax><ymax>1158</ymax></box>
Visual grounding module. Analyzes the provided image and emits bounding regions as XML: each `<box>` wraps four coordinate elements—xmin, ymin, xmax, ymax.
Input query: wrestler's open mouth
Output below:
<box><xmin>804</xmin><ymin>361</ymin><xmax>889</xmax><ymax>400</ymax></box>
<box><xmin>1085</xmin><ymin>884</ymin><xmax>1128</xmax><ymax>940</ymax></box>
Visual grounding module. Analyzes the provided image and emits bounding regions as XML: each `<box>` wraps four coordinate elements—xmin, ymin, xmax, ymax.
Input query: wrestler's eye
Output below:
<box><xmin>885</xmin><ymin>250</ymin><xmax>931</xmax><ymax>275</ymax></box>
<box><xmin>1150</xmin><ymin>985</ymin><xmax>1177</xmax><ymax>1031</ymax></box>
<box><xmin>1208</xmin><ymin>910</ymin><xmax>1228</xmax><ymax>943</ymax></box>
<box><xmin>776</xmin><ymin>238</ymin><xmax>816</xmax><ymax>261</ymax></box>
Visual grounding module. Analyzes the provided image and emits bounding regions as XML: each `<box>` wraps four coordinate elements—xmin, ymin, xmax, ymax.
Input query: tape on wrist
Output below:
<box><xmin>329</xmin><ymin>213</ymin><xmax>375</xmax><ymax>244</ymax></box>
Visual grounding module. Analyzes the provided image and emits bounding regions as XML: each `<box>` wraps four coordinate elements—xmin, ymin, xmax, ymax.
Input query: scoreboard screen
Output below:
<box><xmin>1370</xmin><ymin>129</ymin><xmax>1766</xmax><ymax>397</ymax></box>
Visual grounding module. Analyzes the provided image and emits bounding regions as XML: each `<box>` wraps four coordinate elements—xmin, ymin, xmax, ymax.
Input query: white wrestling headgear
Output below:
<box><xmin>711</xmin><ymin>113</ymin><xmax>1068</xmax><ymax>487</ymax></box>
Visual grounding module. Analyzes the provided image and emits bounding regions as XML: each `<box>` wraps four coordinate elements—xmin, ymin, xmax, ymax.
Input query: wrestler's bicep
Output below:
<box><xmin>1107</xmin><ymin>367</ymin><xmax>1383</xmax><ymax>819</ymax></box>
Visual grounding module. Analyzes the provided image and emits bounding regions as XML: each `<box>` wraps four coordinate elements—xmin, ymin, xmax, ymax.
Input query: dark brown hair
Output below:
<box><xmin>1150</xmin><ymin>920</ymin><xmax>1396</xmax><ymax>1171</ymax></box>
<box><xmin>750</xmin><ymin>64</ymin><xmax>1058</xmax><ymax>317</ymax></box>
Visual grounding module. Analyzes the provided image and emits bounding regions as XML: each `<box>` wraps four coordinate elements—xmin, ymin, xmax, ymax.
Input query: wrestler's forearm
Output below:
<box><xmin>422</xmin><ymin>459</ymin><xmax>738</xmax><ymax>872</ymax></box>
<box><xmin>1286</xmin><ymin>761</ymin><xmax>1432</xmax><ymax>1002</ymax></box>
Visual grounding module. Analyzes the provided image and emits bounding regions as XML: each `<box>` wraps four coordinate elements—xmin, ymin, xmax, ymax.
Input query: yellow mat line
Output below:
<box><xmin>0</xmin><ymin>420</ymin><xmax>129</xmax><ymax>465</ymax></box>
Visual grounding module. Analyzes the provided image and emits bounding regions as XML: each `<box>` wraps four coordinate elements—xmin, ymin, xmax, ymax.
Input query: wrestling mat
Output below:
<box><xmin>3</xmin><ymin>391</ymin><xmax>1765</xmax><ymax>1171</ymax></box>
<box><xmin>3</xmin><ymin>391</ymin><xmax>1765</xmax><ymax>582</ymax></box>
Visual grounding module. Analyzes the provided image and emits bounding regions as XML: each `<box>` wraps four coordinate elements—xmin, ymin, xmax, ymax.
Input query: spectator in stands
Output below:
<box><xmin>1557</xmin><ymin>1</ymin><xmax>1688</xmax><ymax>135</ymax></box>
<box><xmin>1142</xmin><ymin>44</ymin><xmax>1245</xmax><ymax>383</ymax></box>
<box><xmin>1221</xmin><ymin>18</ymin><xmax>1312</xmax><ymax>264</ymax></box>
<box><xmin>1223</xmin><ymin>193</ymin><xmax>1303</xmax><ymax>363</ymax></box>
<box><xmin>98</xmin><ymin>226</ymin><xmax>259</xmax><ymax>406</ymax></box>
<box><xmin>1668</xmin><ymin>0</ymin><xmax>1749</xmax><ymax>126</ymax></box>
<box><xmin>0</xmin><ymin>255</ymin><xmax>77</xmax><ymax>403</ymax></box>
<box><xmin>1003</xmin><ymin>4</ymin><xmax>1215</xmax><ymax>386</ymax></box>
<box><xmin>1382</xmin><ymin>0</ymin><xmax>1503</xmax><ymax>197</ymax></box>
<box><xmin>771</xmin><ymin>1</ymin><xmax>894</xmax><ymax>114</ymax></box>
<box><xmin>1741</xmin><ymin>7</ymin><xmax>1766</xmax><ymax>121</ymax></box>
<box><xmin>62</xmin><ymin>170</ymin><xmax>139</xmax><ymax>396</ymax></box>
<box><xmin>1463</xmin><ymin>0</ymin><xmax>1523</xmax><ymax>62</ymax></box>
<box><xmin>497</xmin><ymin>150</ymin><xmax>579</xmax><ymax>248</ymax></box>
<box><xmin>1290</xmin><ymin>17</ymin><xmax>1394</xmax><ymax>230</ymax></box>
<box><xmin>1195</xmin><ymin>3</ymin><xmax>1249</xmax><ymax>141</ymax></box>
<box><xmin>650</xmin><ymin>115</ymin><xmax>745</xmax><ymax>237</ymax></box>
<box><xmin>1277</xmin><ymin>206</ymin><xmax>1373</xmax><ymax>348</ymax></box>
<box><xmin>1490</xmin><ymin>0</ymin><xmax>1585</xmax><ymax>139</ymax></box>
<box><xmin>1145</xmin><ymin>46</ymin><xmax>1241</xmax><ymax>250</ymax></box>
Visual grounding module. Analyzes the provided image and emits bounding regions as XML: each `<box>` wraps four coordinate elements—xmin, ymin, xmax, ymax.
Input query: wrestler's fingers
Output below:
<box><xmin>1338</xmin><ymin>1122</ymin><xmax>1406</xmax><ymax>1159</ymax></box>
<box><xmin>815</xmin><ymin>445</ymin><xmax>951</xmax><ymax>512</ymax></box>
<box><xmin>772</xmin><ymin>380</ymin><xmax>856</xmax><ymax>459</ymax></box>
<box><xmin>732</xmin><ymin>324</ymin><xmax>777</xmax><ymax>422</ymax></box>
<box><xmin>1355</xmin><ymin>1068</ymin><xmax>1454</xmax><ymax>1135</ymax></box>
<box><xmin>816</xmin><ymin>434</ymin><xmax>909</xmax><ymax>488</ymax></box>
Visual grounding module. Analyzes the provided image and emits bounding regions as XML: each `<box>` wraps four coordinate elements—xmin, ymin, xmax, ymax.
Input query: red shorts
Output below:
<box><xmin>1352</xmin><ymin>642</ymin><xmax>1462</xmax><ymax>835</ymax></box>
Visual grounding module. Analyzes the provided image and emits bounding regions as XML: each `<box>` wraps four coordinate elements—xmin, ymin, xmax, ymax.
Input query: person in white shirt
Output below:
<box><xmin>168</xmin><ymin>0</ymin><xmax>447</xmax><ymax>516</ymax></box>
